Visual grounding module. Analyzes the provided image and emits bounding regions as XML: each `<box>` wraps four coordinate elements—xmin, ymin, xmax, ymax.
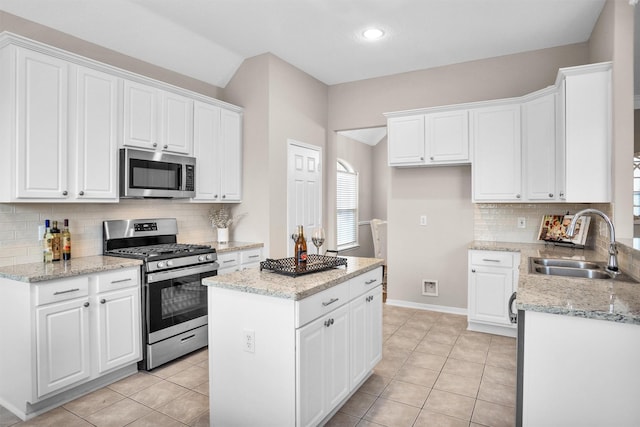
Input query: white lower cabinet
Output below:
<box><xmin>468</xmin><ymin>250</ymin><xmax>520</xmax><ymax>337</ymax></box>
<box><xmin>296</xmin><ymin>304</ymin><xmax>350</xmax><ymax>427</ymax></box>
<box><xmin>217</xmin><ymin>248</ymin><xmax>262</xmax><ymax>274</ymax></box>
<box><xmin>0</xmin><ymin>266</ymin><xmax>141</xmax><ymax>419</ymax></box>
<box><xmin>208</xmin><ymin>265</ymin><xmax>383</xmax><ymax>426</ymax></box>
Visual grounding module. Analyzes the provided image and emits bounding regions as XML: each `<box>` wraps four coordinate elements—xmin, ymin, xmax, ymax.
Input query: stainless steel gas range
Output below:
<box><xmin>103</xmin><ymin>218</ymin><xmax>217</xmax><ymax>370</ymax></box>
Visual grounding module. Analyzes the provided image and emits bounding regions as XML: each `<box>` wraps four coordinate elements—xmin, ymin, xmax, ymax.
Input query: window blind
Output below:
<box><xmin>337</xmin><ymin>169</ymin><xmax>358</xmax><ymax>249</ymax></box>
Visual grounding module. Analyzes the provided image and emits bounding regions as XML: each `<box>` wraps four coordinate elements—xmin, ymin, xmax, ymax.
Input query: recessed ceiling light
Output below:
<box><xmin>362</xmin><ymin>28</ymin><xmax>385</xmax><ymax>41</ymax></box>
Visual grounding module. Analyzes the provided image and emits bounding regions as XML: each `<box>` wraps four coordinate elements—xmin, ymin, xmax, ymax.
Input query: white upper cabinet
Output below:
<box><xmin>386</xmin><ymin>109</ymin><xmax>470</xmax><ymax>166</ymax></box>
<box><xmin>192</xmin><ymin>101</ymin><xmax>243</xmax><ymax>202</ymax></box>
<box><xmin>74</xmin><ymin>66</ymin><xmax>119</xmax><ymax>200</ymax></box>
<box><xmin>123</xmin><ymin>81</ymin><xmax>193</xmax><ymax>155</ymax></box>
<box><xmin>471</xmin><ymin>103</ymin><xmax>521</xmax><ymax>202</ymax></box>
<box><xmin>522</xmin><ymin>89</ymin><xmax>557</xmax><ymax>201</ymax></box>
<box><xmin>558</xmin><ymin>63</ymin><xmax>611</xmax><ymax>203</ymax></box>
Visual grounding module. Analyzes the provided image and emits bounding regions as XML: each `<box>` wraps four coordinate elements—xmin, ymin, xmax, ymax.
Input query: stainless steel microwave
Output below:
<box><xmin>119</xmin><ymin>148</ymin><xmax>196</xmax><ymax>198</ymax></box>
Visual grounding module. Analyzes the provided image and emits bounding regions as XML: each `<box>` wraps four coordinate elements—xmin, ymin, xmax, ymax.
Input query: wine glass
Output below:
<box><xmin>312</xmin><ymin>227</ymin><xmax>325</xmax><ymax>255</ymax></box>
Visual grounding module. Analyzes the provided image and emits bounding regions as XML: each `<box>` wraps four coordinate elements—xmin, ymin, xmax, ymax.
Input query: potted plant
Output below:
<box><xmin>208</xmin><ymin>206</ymin><xmax>246</xmax><ymax>243</ymax></box>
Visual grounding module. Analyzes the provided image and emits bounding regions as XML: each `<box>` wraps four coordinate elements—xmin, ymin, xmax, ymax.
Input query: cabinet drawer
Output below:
<box><xmin>470</xmin><ymin>251</ymin><xmax>514</xmax><ymax>268</ymax></box>
<box><xmin>217</xmin><ymin>252</ymin><xmax>240</xmax><ymax>269</ymax></box>
<box><xmin>35</xmin><ymin>276</ymin><xmax>89</xmax><ymax>306</ymax></box>
<box><xmin>349</xmin><ymin>267</ymin><xmax>383</xmax><ymax>299</ymax></box>
<box><xmin>241</xmin><ymin>249</ymin><xmax>262</xmax><ymax>266</ymax></box>
<box><xmin>95</xmin><ymin>267</ymin><xmax>140</xmax><ymax>293</ymax></box>
<box><xmin>295</xmin><ymin>281</ymin><xmax>350</xmax><ymax>328</ymax></box>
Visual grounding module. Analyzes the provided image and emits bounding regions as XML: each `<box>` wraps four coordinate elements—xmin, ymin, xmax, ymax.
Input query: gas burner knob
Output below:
<box><xmin>206</xmin><ymin>254</ymin><xmax>213</xmax><ymax>261</ymax></box>
<box><xmin>167</xmin><ymin>260</ymin><xmax>174</xmax><ymax>267</ymax></box>
<box><xmin>157</xmin><ymin>261</ymin><xmax>166</xmax><ymax>269</ymax></box>
<box><xmin>198</xmin><ymin>255</ymin><xmax>205</xmax><ymax>262</ymax></box>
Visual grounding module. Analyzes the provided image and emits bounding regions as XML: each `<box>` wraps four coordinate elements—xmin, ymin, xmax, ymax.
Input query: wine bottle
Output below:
<box><xmin>62</xmin><ymin>219</ymin><xmax>71</xmax><ymax>261</ymax></box>
<box><xmin>51</xmin><ymin>220</ymin><xmax>61</xmax><ymax>261</ymax></box>
<box><xmin>294</xmin><ymin>225</ymin><xmax>307</xmax><ymax>268</ymax></box>
<box><xmin>43</xmin><ymin>219</ymin><xmax>53</xmax><ymax>264</ymax></box>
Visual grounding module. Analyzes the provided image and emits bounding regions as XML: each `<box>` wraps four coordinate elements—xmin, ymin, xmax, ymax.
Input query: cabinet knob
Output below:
<box><xmin>430</xmin><ymin>156</ymin><xmax>434</xmax><ymax>161</ymax></box>
<box><xmin>79</xmin><ymin>191</ymin><xmax>84</xmax><ymax>196</ymax></box>
<box><xmin>83</xmin><ymin>302</ymin><xmax>90</xmax><ymax>308</ymax></box>
<box><xmin>152</xmin><ymin>143</ymin><xmax>158</xmax><ymax>148</ymax></box>
<box><xmin>163</xmin><ymin>145</ymin><xmax>168</xmax><ymax>149</ymax></box>
<box><xmin>559</xmin><ymin>192</ymin><xmax>565</xmax><ymax>197</ymax></box>
<box><xmin>516</xmin><ymin>194</ymin><xmax>521</xmax><ymax>199</ymax></box>
<box><xmin>420</xmin><ymin>156</ymin><xmax>424</xmax><ymax>161</ymax></box>
<box><xmin>100</xmin><ymin>299</ymin><xmax>106</xmax><ymax>304</ymax></box>
<box><xmin>62</xmin><ymin>191</ymin><xmax>68</xmax><ymax>196</ymax></box>
<box><xmin>214</xmin><ymin>194</ymin><xmax>218</xmax><ymax>199</ymax></box>
<box><xmin>548</xmin><ymin>193</ymin><xmax>553</xmax><ymax>198</ymax></box>
<box><xmin>471</xmin><ymin>269</ymin><xmax>476</xmax><ymax>273</ymax></box>
<box><xmin>222</xmin><ymin>195</ymin><xmax>226</xmax><ymax>199</ymax></box>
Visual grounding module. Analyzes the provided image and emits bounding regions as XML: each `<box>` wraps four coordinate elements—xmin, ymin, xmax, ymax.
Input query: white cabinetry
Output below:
<box><xmin>468</xmin><ymin>250</ymin><xmax>519</xmax><ymax>337</ymax></box>
<box><xmin>0</xmin><ymin>266</ymin><xmax>141</xmax><ymax>420</ymax></box>
<box><xmin>0</xmin><ymin>45</ymin><xmax>119</xmax><ymax>202</ymax></box>
<box><xmin>217</xmin><ymin>248</ymin><xmax>262</xmax><ymax>275</ymax></box>
<box><xmin>386</xmin><ymin>109</ymin><xmax>469</xmax><ymax>166</ymax></box>
<box><xmin>471</xmin><ymin>103</ymin><xmax>521</xmax><ymax>202</ymax></box>
<box><xmin>192</xmin><ymin>101</ymin><xmax>243</xmax><ymax>202</ymax></box>
<box><xmin>522</xmin><ymin>90</ymin><xmax>557</xmax><ymax>201</ymax></box>
<box><xmin>207</xmin><ymin>265</ymin><xmax>383</xmax><ymax>427</ymax></box>
<box><xmin>557</xmin><ymin>63</ymin><xmax>611</xmax><ymax>202</ymax></box>
<box><xmin>123</xmin><ymin>80</ymin><xmax>193</xmax><ymax>154</ymax></box>
<box><xmin>297</xmin><ymin>303</ymin><xmax>350</xmax><ymax>427</ymax></box>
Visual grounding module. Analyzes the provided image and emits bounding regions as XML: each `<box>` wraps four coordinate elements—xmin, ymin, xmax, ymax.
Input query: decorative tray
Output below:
<box><xmin>260</xmin><ymin>254</ymin><xmax>347</xmax><ymax>277</ymax></box>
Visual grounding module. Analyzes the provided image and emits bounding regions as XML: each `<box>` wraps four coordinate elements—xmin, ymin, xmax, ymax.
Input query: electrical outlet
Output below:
<box><xmin>419</xmin><ymin>215</ymin><xmax>427</xmax><ymax>226</ymax></box>
<box><xmin>243</xmin><ymin>329</ymin><xmax>255</xmax><ymax>353</ymax></box>
<box><xmin>517</xmin><ymin>217</ymin><xmax>526</xmax><ymax>228</ymax></box>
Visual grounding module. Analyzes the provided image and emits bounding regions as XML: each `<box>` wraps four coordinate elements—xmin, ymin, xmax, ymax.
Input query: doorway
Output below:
<box><xmin>287</xmin><ymin>140</ymin><xmax>322</xmax><ymax>256</ymax></box>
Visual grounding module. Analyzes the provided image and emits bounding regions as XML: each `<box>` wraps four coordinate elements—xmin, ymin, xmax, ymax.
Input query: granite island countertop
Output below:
<box><xmin>202</xmin><ymin>256</ymin><xmax>384</xmax><ymax>300</ymax></box>
<box><xmin>0</xmin><ymin>256</ymin><xmax>143</xmax><ymax>283</ymax></box>
<box><xmin>470</xmin><ymin>241</ymin><xmax>640</xmax><ymax>324</ymax></box>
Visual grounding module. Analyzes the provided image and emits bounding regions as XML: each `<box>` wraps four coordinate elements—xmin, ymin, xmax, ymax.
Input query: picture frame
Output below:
<box><xmin>537</xmin><ymin>214</ymin><xmax>591</xmax><ymax>246</ymax></box>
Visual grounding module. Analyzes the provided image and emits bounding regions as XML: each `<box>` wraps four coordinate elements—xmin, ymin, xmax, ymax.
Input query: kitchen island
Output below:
<box><xmin>202</xmin><ymin>256</ymin><xmax>384</xmax><ymax>427</ymax></box>
<box><xmin>471</xmin><ymin>241</ymin><xmax>640</xmax><ymax>427</ymax></box>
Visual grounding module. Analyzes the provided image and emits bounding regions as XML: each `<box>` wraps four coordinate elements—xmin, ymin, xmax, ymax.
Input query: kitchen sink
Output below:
<box><xmin>531</xmin><ymin>258</ymin><xmax>601</xmax><ymax>269</ymax></box>
<box><xmin>529</xmin><ymin>257</ymin><xmax>638</xmax><ymax>282</ymax></box>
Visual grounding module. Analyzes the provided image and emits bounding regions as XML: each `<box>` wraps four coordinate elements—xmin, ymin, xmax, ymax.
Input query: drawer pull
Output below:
<box><xmin>53</xmin><ymin>288</ymin><xmax>80</xmax><ymax>295</ymax></box>
<box><xmin>248</xmin><ymin>255</ymin><xmax>260</xmax><ymax>259</ymax></box>
<box><xmin>322</xmin><ymin>298</ymin><xmax>339</xmax><ymax>307</ymax></box>
<box><xmin>481</xmin><ymin>259</ymin><xmax>501</xmax><ymax>263</ymax></box>
<box><xmin>180</xmin><ymin>334</ymin><xmax>196</xmax><ymax>342</ymax></box>
<box><xmin>111</xmin><ymin>278</ymin><xmax>132</xmax><ymax>284</ymax></box>
<box><xmin>223</xmin><ymin>259</ymin><xmax>236</xmax><ymax>264</ymax></box>
<box><xmin>365</xmin><ymin>279</ymin><xmax>377</xmax><ymax>285</ymax></box>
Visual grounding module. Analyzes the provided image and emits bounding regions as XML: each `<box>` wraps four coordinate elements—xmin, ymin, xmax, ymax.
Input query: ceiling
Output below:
<box><xmin>0</xmin><ymin>0</ymin><xmax>608</xmax><ymax>88</ymax></box>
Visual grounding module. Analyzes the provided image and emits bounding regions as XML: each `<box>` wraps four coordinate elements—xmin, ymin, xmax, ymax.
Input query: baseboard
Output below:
<box><xmin>385</xmin><ymin>299</ymin><xmax>467</xmax><ymax>316</ymax></box>
<box><xmin>468</xmin><ymin>320</ymin><xmax>517</xmax><ymax>338</ymax></box>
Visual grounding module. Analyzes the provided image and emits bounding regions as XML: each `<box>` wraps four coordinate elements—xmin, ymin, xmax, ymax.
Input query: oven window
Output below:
<box><xmin>130</xmin><ymin>159</ymin><xmax>181</xmax><ymax>190</ymax></box>
<box><xmin>161</xmin><ymin>281</ymin><xmax>205</xmax><ymax>319</ymax></box>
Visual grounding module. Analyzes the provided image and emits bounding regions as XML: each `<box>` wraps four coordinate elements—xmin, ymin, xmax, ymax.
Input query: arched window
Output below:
<box><xmin>337</xmin><ymin>159</ymin><xmax>358</xmax><ymax>250</ymax></box>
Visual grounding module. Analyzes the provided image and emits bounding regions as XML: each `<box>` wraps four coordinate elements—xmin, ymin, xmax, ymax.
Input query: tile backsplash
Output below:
<box><xmin>0</xmin><ymin>201</ymin><xmax>225</xmax><ymax>267</ymax></box>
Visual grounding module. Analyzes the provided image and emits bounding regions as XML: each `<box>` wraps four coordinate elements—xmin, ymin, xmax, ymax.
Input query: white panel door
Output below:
<box><xmin>123</xmin><ymin>80</ymin><xmax>158</xmax><ymax>150</ymax></box>
<box><xmin>296</xmin><ymin>316</ymin><xmax>326</xmax><ymax>427</ymax></box>
<box><xmin>161</xmin><ymin>91</ymin><xmax>193</xmax><ymax>154</ymax></box>
<box><xmin>193</xmin><ymin>101</ymin><xmax>221</xmax><ymax>201</ymax></box>
<box><xmin>427</xmin><ymin>110</ymin><xmax>469</xmax><ymax>163</ymax></box>
<box><xmin>16</xmin><ymin>48</ymin><xmax>69</xmax><ymax>199</ymax></box>
<box><xmin>387</xmin><ymin>115</ymin><xmax>426</xmax><ymax>165</ymax></box>
<box><xmin>75</xmin><ymin>66</ymin><xmax>119</xmax><ymax>200</ymax></box>
<box><xmin>287</xmin><ymin>141</ymin><xmax>322</xmax><ymax>256</ymax></box>
<box><xmin>219</xmin><ymin>109</ymin><xmax>242</xmax><ymax>201</ymax></box>
<box><xmin>523</xmin><ymin>92</ymin><xmax>557</xmax><ymax>201</ymax></box>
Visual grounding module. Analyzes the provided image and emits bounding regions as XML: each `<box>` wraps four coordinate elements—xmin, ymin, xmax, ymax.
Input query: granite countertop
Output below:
<box><xmin>202</xmin><ymin>256</ymin><xmax>384</xmax><ymax>300</ymax></box>
<box><xmin>470</xmin><ymin>240</ymin><xmax>640</xmax><ymax>324</ymax></box>
<box><xmin>197</xmin><ymin>241</ymin><xmax>264</xmax><ymax>254</ymax></box>
<box><xmin>0</xmin><ymin>256</ymin><xmax>143</xmax><ymax>283</ymax></box>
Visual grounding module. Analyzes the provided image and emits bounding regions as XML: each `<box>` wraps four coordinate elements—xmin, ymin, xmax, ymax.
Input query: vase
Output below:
<box><xmin>217</xmin><ymin>227</ymin><xmax>229</xmax><ymax>244</ymax></box>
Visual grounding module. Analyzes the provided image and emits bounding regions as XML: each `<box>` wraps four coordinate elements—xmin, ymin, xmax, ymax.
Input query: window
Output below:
<box><xmin>634</xmin><ymin>153</ymin><xmax>640</xmax><ymax>217</ymax></box>
<box><xmin>336</xmin><ymin>159</ymin><xmax>358</xmax><ymax>250</ymax></box>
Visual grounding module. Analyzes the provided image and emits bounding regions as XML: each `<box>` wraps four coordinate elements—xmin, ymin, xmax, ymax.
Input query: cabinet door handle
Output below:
<box><xmin>111</xmin><ymin>278</ymin><xmax>132</xmax><ymax>284</ymax></box>
<box><xmin>515</xmin><ymin>194</ymin><xmax>521</xmax><ymax>199</ymax></box>
<box><xmin>322</xmin><ymin>297</ymin><xmax>339</xmax><ymax>307</ymax></box>
<box><xmin>214</xmin><ymin>194</ymin><xmax>218</xmax><ymax>199</ymax></box>
<box><xmin>152</xmin><ymin>143</ymin><xmax>158</xmax><ymax>148</ymax></box>
<box><xmin>508</xmin><ymin>292</ymin><xmax>518</xmax><ymax>324</ymax></box>
<box><xmin>471</xmin><ymin>269</ymin><xmax>476</xmax><ymax>273</ymax></box>
<box><xmin>78</xmin><ymin>191</ymin><xmax>84</xmax><ymax>196</ymax></box>
<box><xmin>481</xmin><ymin>259</ymin><xmax>501</xmax><ymax>263</ymax></box>
<box><xmin>430</xmin><ymin>156</ymin><xmax>434</xmax><ymax>161</ymax></box>
<box><xmin>163</xmin><ymin>145</ymin><xmax>168</xmax><ymax>149</ymax></box>
<box><xmin>222</xmin><ymin>195</ymin><xmax>226</xmax><ymax>199</ymax></box>
<box><xmin>548</xmin><ymin>193</ymin><xmax>553</xmax><ymax>198</ymax></box>
<box><xmin>100</xmin><ymin>298</ymin><xmax>106</xmax><ymax>304</ymax></box>
<box><xmin>365</xmin><ymin>279</ymin><xmax>377</xmax><ymax>285</ymax></box>
<box><xmin>83</xmin><ymin>302</ymin><xmax>90</xmax><ymax>308</ymax></box>
<box><xmin>54</xmin><ymin>288</ymin><xmax>80</xmax><ymax>295</ymax></box>
<box><xmin>62</xmin><ymin>190</ymin><xmax>68</xmax><ymax>196</ymax></box>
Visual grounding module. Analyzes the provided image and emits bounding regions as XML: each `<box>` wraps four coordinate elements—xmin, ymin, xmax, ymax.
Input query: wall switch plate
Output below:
<box><xmin>419</xmin><ymin>215</ymin><xmax>427</xmax><ymax>226</ymax></box>
<box><xmin>517</xmin><ymin>217</ymin><xmax>526</xmax><ymax>228</ymax></box>
<box><xmin>243</xmin><ymin>329</ymin><xmax>255</xmax><ymax>353</ymax></box>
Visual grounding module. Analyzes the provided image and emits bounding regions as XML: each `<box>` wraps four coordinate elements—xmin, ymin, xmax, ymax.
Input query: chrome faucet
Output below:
<box><xmin>566</xmin><ymin>208</ymin><xmax>618</xmax><ymax>272</ymax></box>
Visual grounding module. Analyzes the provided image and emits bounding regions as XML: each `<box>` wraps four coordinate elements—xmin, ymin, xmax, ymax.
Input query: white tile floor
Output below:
<box><xmin>1</xmin><ymin>304</ymin><xmax>516</xmax><ymax>427</ymax></box>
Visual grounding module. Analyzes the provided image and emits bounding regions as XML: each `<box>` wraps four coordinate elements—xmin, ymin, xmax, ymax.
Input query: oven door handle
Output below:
<box><xmin>147</xmin><ymin>262</ymin><xmax>219</xmax><ymax>284</ymax></box>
